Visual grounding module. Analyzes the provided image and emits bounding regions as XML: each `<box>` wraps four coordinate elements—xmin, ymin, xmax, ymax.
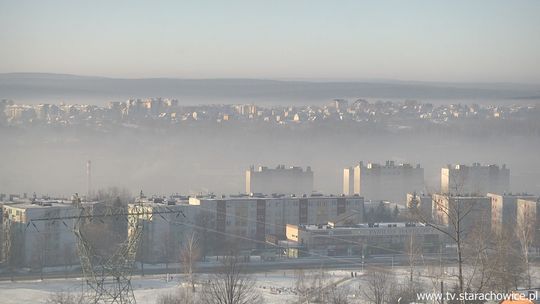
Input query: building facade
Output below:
<box><xmin>286</xmin><ymin>222</ymin><xmax>442</xmax><ymax>257</ymax></box>
<box><xmin>2</xmin><ymin>201</ymin><xmax>78</xmax><ymax>268</ymax></box>
<box><xmin>488</xmin><ymin>193</ymin><xmax>538</xmax><ymax>237</ymax></box>
<box><xmin>515</xmin><ymin>198</ymin><xmax>540</xmax><ymax>248</ymax></box>
<box><xmin>441</xmin><ymin>163</ymin><xmax>510</xmax><ymax>195</ymax></box>
<box><xmin>432</xmin><ymin>194</ymin><xmax>492</xmax><ymax>236</ymax></box>
<box><xmin>246</xmin><ymin>165</ymin><xmax>314</xmax><ymax>195</ymax></box>
<box><xmin>343</xmin><ymin>161</ymin><xmax>424</xmax><ymax>204</ymax></box>
<box><xmin>128</xmin><ymin>199</ymin><xmax>197</xmax><ymax>264</ymax></box>
<box><xmin>188</xmin><ymin>194</ymin><xmax>364</xmax><ymax>248</ymax></box>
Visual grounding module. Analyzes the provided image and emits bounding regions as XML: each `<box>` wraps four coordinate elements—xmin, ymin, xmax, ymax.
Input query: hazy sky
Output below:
<box><xmin>1</xmin><ymin>0</ymin><xmax>539</xmax><ymax>83</ymax></box>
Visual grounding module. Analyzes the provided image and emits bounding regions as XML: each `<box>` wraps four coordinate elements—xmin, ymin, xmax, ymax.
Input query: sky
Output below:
<box><xmin>0</xmin><ymin>0</ymin><xmax>539</xmax><ymax>83</ymax></box>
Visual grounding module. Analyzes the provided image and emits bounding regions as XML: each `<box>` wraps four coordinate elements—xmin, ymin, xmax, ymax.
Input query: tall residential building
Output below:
<box><xmin>488</xmin><ymin>193</ymin><xmax>538</xmax><ymax>236</ymax></box>
<box><xmin>343</xmin><ymin>161</ymin><xmax>424</xmax><ymax>204</ymax></box>
<box><xmin>343</xmin><ymin>167</ymin><xmax>354</xmax><ymax>196</ymax></box>
<box><xmin>188</xmin><ymin>194</ymin><xmax>364</xmax><ymax>248</ymax></box>
<box><xmin>441</xmin><ymin>163</ymin><xmax>510</xmax><ymax>195</ymax></box>
<box><xmin>245</xmin><ymin>165</ymin><xmax>314</xmax><ymax>195</ymax></box>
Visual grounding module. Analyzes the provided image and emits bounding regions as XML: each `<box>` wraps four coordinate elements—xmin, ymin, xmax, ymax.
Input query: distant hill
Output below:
<box><xmin>1</xmin><ymin>73</ymin><xmax>539</xmax><ymax>105</ymax></box>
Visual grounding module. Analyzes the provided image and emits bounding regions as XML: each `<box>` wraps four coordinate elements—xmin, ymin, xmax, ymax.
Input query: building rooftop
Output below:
<box><xmin>358</xmin><ymin>160</ymin><xmax>422</xmax><ymax>169</ymax></box>
<box><xmin>487</xmin><ymin>192</ymin><xmax>537</xmax><ymax>198</ymax></box>
<box><xmin>447</xmin><ymin>163</ymin><xmax>508</xmax><ymax>170</ymax></box>
<box><xmin>433</xmin><ymin>193</ymin><xmax>492</xmax><ymax>199</ymax></box>
<box><xmin>4</xmin><ymin>199</ymin><xmax>103</xmax><ymax>210</ymax></box>
<box><xmin>297</xmin><ymin>222</ymin><xmax>427</xmax><ymax>231</ymax></box>
<box><xmin>191</xmin><ymin>193</ymin><xmax>363</xmax><ymax>201</ymax></box>
<box><xmin>5</xmin><ymin>200</ymin><xmax>75</xmax><ymax>210</ymax></box>
<box><xmin>249</xmin><ymin>164</ymin><xmax>312</xmax><ymax>172</ymax></box>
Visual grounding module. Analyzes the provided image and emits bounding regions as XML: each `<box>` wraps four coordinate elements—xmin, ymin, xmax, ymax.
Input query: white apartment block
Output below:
<box><xmin>441</xmin><ymin>163</ymin><xmax>510</xmax><ymax>195</ymax></box>
<box><xmin>488</xmin><ymin>193</ymin><xmax>538</xmax><ymax>236</ymax></box>
<box><xmin>343</xmin><ymin>161</ymin><xmax>424</xmax><ymax>204</ymax></box>
<box><xmin>2</xmin><ymin>200</ymin><xmax>78</xmax><ymax>268</ymax></box>
<box><xmin>246</xmin><ymin>165</ymin><xmax>314</xmax><ymax>195</ymax></box>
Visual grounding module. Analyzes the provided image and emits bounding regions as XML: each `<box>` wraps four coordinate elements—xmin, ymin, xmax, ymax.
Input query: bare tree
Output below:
<box><xmin>463</xmin><ymin>225</ymin><xmax>495</xmax><ymax>293</ymax></box>
<box><xmin>181</xmin><ymin>231</ymin><xmax>200</xmax><ymax>292</ymax></box>
<box><xmin>388</xmin><ymin>279</ymin><xmax>426</xmax><ymax>304</ymax></box>
<box><xmin>516</xmin><ymin>201</ymin><xmax>536</xmax><ymax>289</ymax></box>
<box><xmin>326</xmin><ymin>285</ymin><xmax>350</xmax><ymax>304</ymax></box>
<box><xmin>3</xmin><ymin>220</ymin><xmax>25</xmax><ymax>279</ymax></box>
<box><xmin>426</xmin><ymin>264</ymin><xmax>445</xmax><ymax>304</ymax></box>
<box><xmin>94</xmin><ymin>187</ymin><xmax>133</xmax><ymax>240</ymax></box>
<box><xmin>156</xmin><ymin>287</ymin><xmax>201</xmax><ymax>304</ymax></box>
<box><xmin>363</xmin><ymin>270</ymin><xmax>394</xmax><ymax>304</ymax></box>
<box><xmin>405</xmin><ymin>233</ymin><xmax>423</xmax><ymax>283</ymax></box>
<box><xmin>201</xmin><ymin>255</ymin><xmax>262</xmax><ymax>304</ymax></box>
<box><xmin>411</xmin><ymin>171</ymin><xmax>488</xmax><ymax>300</ymax></box>
<box><xmin>487</xmin><ymin>230</ymin><xmax>523</xmax><ymax>292</ymax></box>
<box><xmin>44</xmin><ymin>291</ymin><xmax>87</xmax><ymax>304</ymax></box>
<box><xmin>295</xmin><ymin>269</ymin><xmax>310</xmax><ymax>303</ymax></box>
<box><xmin>309</xmin><ymin>268</ymin><xmax>327</xmax><ymax>303</ymax></box>
<box><xmin>93</xmin><ymin>186</ymin><xmax>132</xmax><ymax>206</ymax></box>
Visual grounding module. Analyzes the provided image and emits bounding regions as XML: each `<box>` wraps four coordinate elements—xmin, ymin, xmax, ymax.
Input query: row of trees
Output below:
<box><xmin>407</xmin><ymin>174</ymin><xmax>538</xmax><ymax>304</ymax></box>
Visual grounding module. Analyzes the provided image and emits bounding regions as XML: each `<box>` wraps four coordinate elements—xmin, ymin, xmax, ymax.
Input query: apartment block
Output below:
<box><xmin>441</xmin><ymin>163</ymin><xmax>510</xmax><ymax>195</ymax></box>
<box><xmin>246</xmin><ymin>165</ymin><xmax>314</xmax><ymax>195</ymax></box>
<box><xmin>2</xmin><ymin>200</ymin><xmax>78</xmax><ymax>268</ymax></box>
<box><xmin>488</xmin><ymin>193</ymin><xmax>538</xmax><ymax>236</ymax></box>
<box><xmin>188</xmin><ymin>194</ymin><xmax>364</xmax><ymax>247</ymax></box>
<box><xmin>343</xmin><ymin>161</ymin><xmax>424</xmax><ymax>204</ymax></box>
<box><xmin>432</xmin><ymin>193</ymin><xmax>492</xmax><ymax>236</ymax></box>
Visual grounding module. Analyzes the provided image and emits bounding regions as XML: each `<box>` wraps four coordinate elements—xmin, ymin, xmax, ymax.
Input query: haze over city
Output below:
<box><xmin>1</xmin><ymin>1</ymin><xmax>540</xmax><ymax>304</ymax></box>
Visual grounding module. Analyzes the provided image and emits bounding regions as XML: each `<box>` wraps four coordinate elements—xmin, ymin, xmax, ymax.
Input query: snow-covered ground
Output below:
<box><xmin>3</xmin><ymin>263</ymin><xmax>535</xmax><ymax>303</ymax></box>
<box><xmin>0</xmin><ymin>266</ymin><xmax>482</xmax><ymax>304</ymax></box>
<box><xmin>0</xmin><ymin>270</ymin><xmax>357</xmax><ymax>304</ymax></box>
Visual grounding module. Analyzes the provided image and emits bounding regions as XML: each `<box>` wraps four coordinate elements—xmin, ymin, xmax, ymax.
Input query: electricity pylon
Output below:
<box><xmin>26</xmin><ymin>201</ymin><xmax>184</xmax><ymax>304</ymax></box>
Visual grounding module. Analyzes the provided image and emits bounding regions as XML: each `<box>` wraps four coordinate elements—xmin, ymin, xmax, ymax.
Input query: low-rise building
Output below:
<box><xmin>286</xmin><ymin>221</ymin><xmax>442</xmax><ymax>257</ymax></box>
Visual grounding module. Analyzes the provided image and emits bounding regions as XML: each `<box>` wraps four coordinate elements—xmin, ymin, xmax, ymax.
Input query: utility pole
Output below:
<box><xmin>440</xmin><ymin>280</ymin><xmax>444</xmax><ymax>304</ymax></box>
